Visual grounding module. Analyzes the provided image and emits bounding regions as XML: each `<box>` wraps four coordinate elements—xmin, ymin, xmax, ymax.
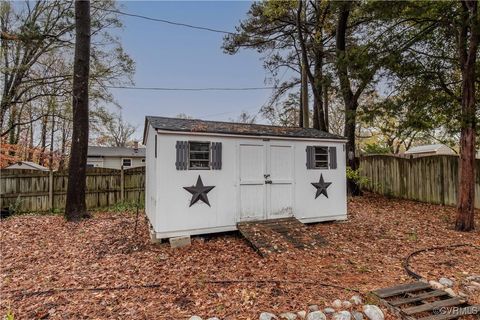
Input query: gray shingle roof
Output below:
<box><xmin>87</xmin><ymin>146</ymin><xmax>145</xmax><ymax>158</ymax></box>
<box><xmin>5</xmin><ymin>161</ymin><xmax>50</xmax><ymax>171</ymax></box>
<box><xmin>145</xmin><ymin>116</ymin><xmax>346</xmax><ymax>140</ymax></box>
<box><xmin>405</xmin><ymin>144</ymin><xmax>447</xmax><ymax>154</ymax></box>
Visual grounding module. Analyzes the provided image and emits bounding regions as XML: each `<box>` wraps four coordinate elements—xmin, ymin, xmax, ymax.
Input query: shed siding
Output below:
<box><xmin>155</xmin><ymin>134</ymin><xmax>237</xmax><ymax>235</ymax></box>
<box><xmin>145</xmin><ymin>125</ymin><xmax>158</xmax><ymax>228</ymax></box>
<box><xmin>295</xmin><ymin>141</ymin><xmax>346</xmax><ymax>222</ymax></box>
<box><xmin>146</xmin><ymin>130</ymin><xmax>347</xmax><ymax>239</ymax></box>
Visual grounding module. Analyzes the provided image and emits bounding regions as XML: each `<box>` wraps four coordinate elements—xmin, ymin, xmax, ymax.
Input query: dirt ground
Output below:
<box><xmin>1</xmin><ymin>193</ymin><xmax>479</xmax><ymax>320</ymax></box>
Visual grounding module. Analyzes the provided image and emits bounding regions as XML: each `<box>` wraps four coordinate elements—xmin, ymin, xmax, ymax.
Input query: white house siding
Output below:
<box><xmin>148</xmin><ymin>128</ymin><xmax>347</xmax><ymax>239</ymax></box>
<box><xmin>87</xmin><ymin>157</ymin><xmax>145</xmax><ymax>170</ymax></box>
<box><xmin>86</xmin><ymin>157</ymin><xmax>104</xmax><ymax>168</ymax></box>
<box><xmin>103</xmin><ymin>157</ymin><xmax>144</xmax><ymax>169</ymax></box>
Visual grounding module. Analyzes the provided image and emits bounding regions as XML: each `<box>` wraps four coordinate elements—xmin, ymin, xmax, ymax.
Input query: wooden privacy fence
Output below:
<box><xmin>360</xmin><ymin>155</ymin><xmax>480</xmax><ymax>209</ymax></box>
<box><xmin>0</xmin><ymin>167</ymin><xmax>145</xmax><ymax>213</ymax></box>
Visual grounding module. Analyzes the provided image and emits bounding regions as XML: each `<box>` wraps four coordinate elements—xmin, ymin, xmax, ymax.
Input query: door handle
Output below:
<box><xmin>264</xmin><ymin>174</ymin><xmax>270</xmax><ymax>178</ymax></box>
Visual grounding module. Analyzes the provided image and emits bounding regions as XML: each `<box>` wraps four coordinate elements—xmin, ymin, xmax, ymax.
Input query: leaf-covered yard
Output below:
<box><xmin>1</xmin><ymin>194</ymin><xmax>479</xmax><ymax>319</ymax></box>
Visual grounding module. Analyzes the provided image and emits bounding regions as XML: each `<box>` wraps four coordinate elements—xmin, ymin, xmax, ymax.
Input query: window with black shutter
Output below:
<box><xmin>189</xmin><ymin>142</ymin><xmax>210</xmax><ymax>169</ymax></box>
<box><xmin>306</xmin><ymin>145</ymin><xmax>337</xmax><ymax>169</ymax></box>
<box><xmin>314</xmin><ymin>146</ymin><xmax>329</xmax><ymax>169</ymax></box>
<box><xmin>175</xmin><ymin>141</ymin><xmax>222</xmax><ymax>170</ymax></box>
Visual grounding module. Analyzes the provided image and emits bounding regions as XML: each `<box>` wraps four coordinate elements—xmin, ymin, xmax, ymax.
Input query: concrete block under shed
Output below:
<box><xmin>149</xmin><ymin>230</ymin><xmax>162</xmax><ymax>244</ymax></box>
<box><xmin>169</xmin><ymin>236</ymin><xmax>191</xmax><ymax>248</ymax></box>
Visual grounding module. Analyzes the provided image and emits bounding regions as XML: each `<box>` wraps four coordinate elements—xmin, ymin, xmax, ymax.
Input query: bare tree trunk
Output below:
<box><xmin>299</xmin><ymin>85</ymin><xmax>304</xmax><ymax>127</ymax></box>
<box><xmin>297</xmin><ymin>0</ymin><xmax>330</xmax><ymax>131</ymax></box>
<box><xmin>312</xmin><ymin>51</ymin><xmax>324</xmax><ymax>130</ymax></box>
<box><xmin>27</xmin><ymin>107</ymin><xmax>34</xmax><ymax>161</ymax></box>
<box><xmin>336</xmin><ymin>2</ymin><xmax>361</xmax><ymax>196</ymax></box>
<box><xmin>323</xmin><ymin>81</ymin><xmax>329</xmax><ymax>131</ymax></box>
<box><xmin>49</xmin><ymin>101</ymin><xmax>56</xmax><ymax>170</ymax></box>
<box><xmin>40</xmin><ymin>112</ymin><xmax>48</xmax><ymax>165</ymax></box>
<box><xmin>65</xmin><ymin>0</ymin><xmax>90</xmax><ymax>221</ymax></box>
<box><xmin>301</xmin><ymin>61</ymin><xmax>309</xmax><ymax>128</ymax></box>
<box><xmin>457</xmin><ymin>127</ymin><xmax>476</xmax><ymax>231</ymax></box>
<box><xmin>8</xmin><ymin>106</ymin><xmax>17</xmax><ymax>146</ymax></box>
<box><xmin>59</xmin><ymin>120</ymin><xmax>67</xmax><ymax>170</ymax></box>
<box><xmin>312</xmin><ymin>0</ymin><xmax>327</xmax><ymax>132</ymax></box>
<box><xmin>455</xmin><ymin>0</ymin><xmax>478</xmax><ymax>232</ymax></box>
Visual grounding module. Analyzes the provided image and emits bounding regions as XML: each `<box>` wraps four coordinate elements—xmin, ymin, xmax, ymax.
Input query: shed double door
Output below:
<box><xmin>238</xmin><ymin>142</ymin><xmax>294</xmax><ymax>221</ymax></box>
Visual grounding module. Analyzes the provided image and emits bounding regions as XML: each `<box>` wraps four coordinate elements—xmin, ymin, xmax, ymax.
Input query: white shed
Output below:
<box><xmin>143</xmin><ymin>116</ymin><xmax>347</xmax><ymax>240</ymax></box>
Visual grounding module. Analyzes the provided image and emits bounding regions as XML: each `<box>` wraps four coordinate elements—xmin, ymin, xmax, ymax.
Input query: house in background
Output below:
<box><xmin>143</xmin><ymin>116</ymin><xmax>347</xmax><ymax>240</ymax></box>
<box><xmin>405</xmin><ymin>144</ymin><xmax>455</xmax><ymax>157</ymax></box>
<box><xmin>87</xmin><ymin>143</ymin><xmax>146</xmax><ymax>169</ymax></box>
<box><xmin>4</xmin><ymin>161</ymin><xmax>50</xmax><ymax>171</ymax></box>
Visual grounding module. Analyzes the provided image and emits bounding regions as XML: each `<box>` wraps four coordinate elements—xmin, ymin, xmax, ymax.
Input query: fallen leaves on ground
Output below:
<box><xmin>1</xmin><ymin>193</ymin><xmax>479</xmax><ymax>319</ymax></box>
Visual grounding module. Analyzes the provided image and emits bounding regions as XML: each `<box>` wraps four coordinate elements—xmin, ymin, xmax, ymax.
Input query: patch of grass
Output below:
<box><xmin>384</xmin><ymin>189</ymin><xmax>395</xmax><ymax>199</ymax></box>
<box><xmin>51</xmin><ymin>208</ymin><xmax>63</xmax><ymax>215</ymax></box>
<box><xmin>4</xmin><ymin>310</ymin><xmax>14</xmax><ymax>320</ymax></box>
<box><xmin>356</xmin><ymin>265</ymin><xmax>372</xmax><ymax>273</ymax></box>
<box><xmin>407</xmin><ymin>230</ymin><xmax>418</xmax><ymax>242</ymax></box>
<box><xmin>97</xmin><ymin>201</ymin><xmax>144</xmax><ymax>213</ymax></box>
<box><xmin>22</xmin><ymin>208</ymin><xmax>63</xmax><ymax>216</ymax></box>
<box><xmin>441</xmin><ymin>214</ymin><xmax>451</xmax><ymax>224</ymax></box>
<box><xmin>363</xmin><ymin>292</ymin><xmax>380</xmax><ymax>305</ymax></box>
<box><xmin>3</xmin><ymin>201</ymin><xmax>145</xmax><ymax>217</ymax></box>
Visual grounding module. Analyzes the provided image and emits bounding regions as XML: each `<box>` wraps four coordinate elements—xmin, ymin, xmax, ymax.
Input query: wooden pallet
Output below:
<box><xmin>237</xmin><ymin>217</ymin><xmax>327</xmax><ymax>257</ymax></box>
<box><xmin>372</xmin><ymin>282</ymin><xmax>479</xmax><ymax>320</ymax></box>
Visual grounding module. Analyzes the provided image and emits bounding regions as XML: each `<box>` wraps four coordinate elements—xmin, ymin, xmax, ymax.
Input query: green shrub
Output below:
<box><xmin>362</xmin><ymin>143</ymin><xmax>390</xmax><ymax>154</ymax></box>
<box><xmin>346</xmin><ymin>167</ymin><xmax>370</xmax><ymax>189</ymax></box>
<box><xmin>8</xmin><ymin>196</ymin><xmax>22</xmax><ymax>215</ymax></box>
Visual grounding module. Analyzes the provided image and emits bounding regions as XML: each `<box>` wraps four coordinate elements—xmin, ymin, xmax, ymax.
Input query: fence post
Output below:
<box><xmin>120</xmin><ymin>166</ymin><xmax>125</xmax><ymax>201</ymax></box>
<box><xmin>439</xmin><ymin>156</ymin><xmax>445</xmax><ymax>205</ymax></box>
<box><xmin>48</xmin><ymin>170</ymin><xmax>54</xmax><ymax>212</ymax></box>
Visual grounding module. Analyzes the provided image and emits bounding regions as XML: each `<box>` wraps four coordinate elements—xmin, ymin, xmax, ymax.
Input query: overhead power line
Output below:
<box><xmin>94</xmin><ymin>6</ymin><xmax>235</xmax><ymax>35</ymax></box>
<box><xmin>106</xmin><ymin>86</ymin><xmax>277</xmax><ymax>91</ymax></box>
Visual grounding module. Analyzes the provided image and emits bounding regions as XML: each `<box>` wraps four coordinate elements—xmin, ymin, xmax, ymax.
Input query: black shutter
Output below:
<box><xmin>329</xmin><ymin>146</ymin><xmax>337</xmax><ymax>169</ymax></box>
<box><xmin>176</xmin><ymin>141</ymin><xmax>188</xmax><ymax>170</ymax></box>
<box><xmin>306</xmin><ymin>146</ymin><xmax>314</xmax><ymax>169</ymax></box>
<box><xmin>210</xmin><ymin>143</ymin><xmax>215</xmax><ymax>169</ymax></box>
<box><xmin>182</xmin><ymin>141</ymin><xmax>188</xmax><ymax>170</ymax></box>
<box><xmin>175</xmin><ymin>141</ymin><xmax>180</xmax><ymax>169</ymax></box>
<box><xmin>211</xmin><ymin>142</ymin><xmax>222</xmax><ymax>170</ymax></box>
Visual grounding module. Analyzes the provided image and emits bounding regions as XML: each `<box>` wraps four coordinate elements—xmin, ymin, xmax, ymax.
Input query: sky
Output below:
<box><xmin>109</xmin><ymin>1</ymin><xmax>273</xmax><ymax>139</ymax></box>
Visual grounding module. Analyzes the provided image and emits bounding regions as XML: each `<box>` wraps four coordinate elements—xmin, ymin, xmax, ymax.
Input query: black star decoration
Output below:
<box><xmin>311</xmin><ymin>174</ymin><xmax>332</xmax><ymax>199</ymax></box>
<box><xmin>183</xmin><ymin>175</ymin><xmax>215</xmax><ymax>207</ymax></box>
